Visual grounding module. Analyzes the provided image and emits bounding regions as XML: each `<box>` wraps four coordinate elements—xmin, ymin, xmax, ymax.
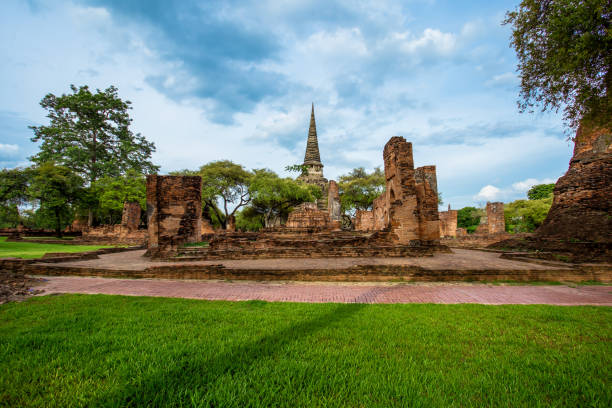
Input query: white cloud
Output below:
<box><xmin>511</xmin><ymin>177</ymin><xmax>556</xmax><ymax>193</ymax></box>
<box><xmin>394</xmin><ymin>28</ymin><xmax>457</xmax><ymax>55</ymax></box>
<box><xmin>473</xmin><ymin>185</ymin><xmax>501</xmax><ymax>202</ymax></box>
<box><xmin>0</xmin><ymin>144</ymin><xmax>19</xmax><ymax>154</ymax></box>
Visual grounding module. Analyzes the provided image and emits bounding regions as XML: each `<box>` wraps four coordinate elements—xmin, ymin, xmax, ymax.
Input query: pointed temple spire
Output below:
<box><xmin>303</xmin><ymin>103</ymin><xmax>322</xmax><ymax>165</ymax></box>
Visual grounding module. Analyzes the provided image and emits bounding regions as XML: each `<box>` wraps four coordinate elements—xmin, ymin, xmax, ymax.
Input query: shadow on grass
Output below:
<box><xmin>95</xmin><ymin>301</ymin><xmax>366</xmax><ymax>405</ymax></box>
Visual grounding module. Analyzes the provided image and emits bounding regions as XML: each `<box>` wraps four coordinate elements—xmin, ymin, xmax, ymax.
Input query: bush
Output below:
<box><xmin>504</xmin><ymin>197</ymin><xmax>553</xmax><ymax>233</ymax></box>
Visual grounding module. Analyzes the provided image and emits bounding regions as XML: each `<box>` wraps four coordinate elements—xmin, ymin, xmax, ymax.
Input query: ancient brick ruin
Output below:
<box><xmin>354</xmin><ymin>137</ymin><xmax>440</xmax><ymax>245</ymax></box>
<box><xmin>439</xmin><ymin>205</ymin><xmax>458</xmax><ymax>238</ymax></box>
<box><xmin>537</xmin><ymin>123</ymin><xmax>612</xmax><ymax>242</ymax></box>
<box><xmin>146</xmin><ymin>175</ymin><xmax>202</xmax><ymax>256</ymax></box>
<box><xmin>475</xmin><ymin>202</ymin><xmax>506</xmax><ymax>235</ymax></box>
<box><xmin>121</xmin><ymin>202</ymin><xmax>141</xmax><ymax>231</ymax></box>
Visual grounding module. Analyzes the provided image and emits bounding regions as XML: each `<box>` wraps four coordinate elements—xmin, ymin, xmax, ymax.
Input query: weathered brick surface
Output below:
<box><xmin>201</xmin><ymin>218</ymin><xmax>215</xmax><ymax>234</ymax></box>
<box><xmin>81</xmin><ymin>225</ymin><xmax>146</xmax><ymax>245</ymax></box>
<box><xmin>439</xmin><ymin>210</ymin><xmax>458</xmax><ymax>237</ymax></box>
<box><xmin>327</xmin><ymin>180</ymin><xmax>341</xmax><ymax>223</ymax></box>
<box><xmin>286</xmin><ymin>203</ymin><xmax>330</xmax><ymax>229</ymax></box>
<box><xmin>476</xmin><ymin>202</ymin><xmax>505</xmax><ymax>235</ymax></box>
<box><xmin>146</xmin><ymin>175</ymin><xmax>202</xmax><ymax>256</ymax></box>
<box><xmin>415</xmin><ymin>165</ymin><xmax>440</xmax><ymax>242</ymax></box>
<box><xmin>537</xmin><ymin>123</ymin><xmax>612</xmax><ymax>242</ymax></box>
<box><xmin>121</xmin><ymin>202</ymin><xmax>141</xmax><ymax>230</ymax></box>
<box><xmin>354</xmin><ymin>210</ymin><xmax>374</xmax><ymax>231</ymax></box>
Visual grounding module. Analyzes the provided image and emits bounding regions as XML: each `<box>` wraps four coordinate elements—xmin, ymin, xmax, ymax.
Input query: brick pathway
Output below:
<box><xmin>36</xmin><ymin>276</ymin><xmax>612</xmax><ymax>305</ymax></box>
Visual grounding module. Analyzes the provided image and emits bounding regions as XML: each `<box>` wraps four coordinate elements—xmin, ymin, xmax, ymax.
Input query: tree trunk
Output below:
<box><xmin>55</xmin><ymin>208</ymin><xmax>63</xmax><ymax>238</ymax></box>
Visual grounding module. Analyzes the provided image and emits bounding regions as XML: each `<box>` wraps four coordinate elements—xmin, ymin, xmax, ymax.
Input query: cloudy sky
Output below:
<box><xmin>1</xmin><ymin>0</ymin><xmax>573</xmax><ymax>209</ymax></box>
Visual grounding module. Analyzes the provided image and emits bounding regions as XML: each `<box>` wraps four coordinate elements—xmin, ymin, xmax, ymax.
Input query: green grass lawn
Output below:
<box><xmin>0</xmin><ymin>236</ymin><xmax>115</xmax><ymax>259</ymax></box>
<box><xmin>1</xmin><ymin>295</ymin><xmax>610</xmax><ymax>407</ymax></box>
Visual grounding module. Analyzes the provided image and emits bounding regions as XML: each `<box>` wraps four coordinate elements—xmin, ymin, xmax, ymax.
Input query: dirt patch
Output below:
<box><xmin>0</xmin><ymin>271</ymin><xmax>45</xmax><ymax>304</ymax></box>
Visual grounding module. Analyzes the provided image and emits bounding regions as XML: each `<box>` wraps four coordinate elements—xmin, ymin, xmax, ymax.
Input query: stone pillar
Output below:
<box><xmin>439</xmin><ymin>209</ymin><xmax>458</xmax><ymax>237</ymax></box>
<box><xmin>383</xmin><ymin>137</ymin><xmax>420</xmax><ymax>244</ymax></box>
<box><xmin>486</xmin><ymin>202</ymin><xmax>505</xmax><ymax>234</ymax></box>
<box><xmin>121</xmin><ymin>201</ymin><xmax>141</xmax><ymax>231</ymax></box>
<box><xmin>327</xmin><ymin>180</ymin><xmax>341</xmax><ymax>223</ymax></box>
<box><xmin>146</xmin><ymin>175</ymin><xmax>202</xmax><ymax>256</ymax></box>
<box><xmin>415</xmin><ymin>165</ymin><xmax>440</xmax><ymax>242</ymax></box>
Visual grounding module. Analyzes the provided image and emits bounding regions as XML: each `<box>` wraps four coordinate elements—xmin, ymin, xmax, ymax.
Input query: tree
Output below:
<box><xmin>338</xmin><ymin>167</ymin><xmax>385</xmax><ymax>216</ymax></box>
<box><xmin>457</xmin><ymin>206</ymin><xmax>482</xmax><ymax>233</ymax></box>
<box><xmin>527</xmin><ymin>183</ymin><xmax>555</xmax><ymax>200</ymax></box>
<box><xmin>248</xmin><ymin>169</ymin><xmax>321</xmax><ymax>227</ymax></box>
<box><xmin>92</xmin><ymin>170</ymin><xmax>146</xmax><ymax>225</ymax></box>
<box><xmin>28</xmin><ymin>162</ymin><xmax>84</xmax><ymax>237</ymax></box>
<box><xmin>198</xmin><ymin>160</ymin><xmax>253</xmax><ymax>229</ymax></box>
<box><xmin>30</xmin><ymin>85</ymin><xmax>159</xmax><ymax>183</ymax></box>
<box><xmin>504</xmin><ymin>197</ymin><xmax>553</xmax><ymax>232</ymax></box>
<box><xmin>504</xmin><ymin>0</ymin><xmax>611</xmax><ymax>131</ymax></box>
<box><xmin>0</xmin><ymin>168</ymin><xmax>31</xmax><ymax>227</ymax></box>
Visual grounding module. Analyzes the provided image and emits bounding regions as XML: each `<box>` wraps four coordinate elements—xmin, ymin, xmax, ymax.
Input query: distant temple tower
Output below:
<box><xmin>298</xmin><ymin>104</ymin><xmax>328</xmax><ymax>188</ymax></box>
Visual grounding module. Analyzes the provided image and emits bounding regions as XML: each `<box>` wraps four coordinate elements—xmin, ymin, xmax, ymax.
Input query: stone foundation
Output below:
<box><xmin>146</xmin><ymin>175</ymin><xmax>202</xmax><ymax>256</ymax></box>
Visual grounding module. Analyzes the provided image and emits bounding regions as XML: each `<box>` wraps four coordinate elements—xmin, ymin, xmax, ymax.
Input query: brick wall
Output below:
<box><xmin>354</xmin><ymin>210</ymin><xmax>374</xmax><ymax>231</ymax></box>
<box><xmin>439</xmin><ymin>210</ymin><xmax>458</xmax><ymax>237</ymax></box>
<box><xmin>486</xmin><ymin>202</ymin><xmax>505</xmax><ymax>234</ymax></box>
<box><xmin>121</xmin><ymin>202</ymin><xmax>141</xmax><ymax>231</ymax></box>
<box><xmin>146</xmin><ymin>175</ymin><xmax>202</xmax><ymax>255</ymax></box>
<box><xmin>286</xmin><ymin>203</ymin><xmax>330</xmax><ymax>229</ymax></box>
<box><xmin>327</xmin><ymin>180</ymin><xmax>341</xmax><ymax>222</ymax></box>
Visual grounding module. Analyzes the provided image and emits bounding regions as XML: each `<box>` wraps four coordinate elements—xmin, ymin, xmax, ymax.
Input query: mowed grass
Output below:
<box><xmin>0</xmin><ymin>236</ymin><xmax>114</xmax><ymax>259</ymax></box>
<box><xmin>1</xmin><ymin>295</ymin><xmax>610</xmax><ymax>407</ymax></box>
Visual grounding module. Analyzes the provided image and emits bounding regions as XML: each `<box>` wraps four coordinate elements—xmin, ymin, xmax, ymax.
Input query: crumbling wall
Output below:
<box><xmin>439</xmin><ymin>209</ymin><xmax>458</xmax><ymax>237</ymax></box>
<box><xmin>354</xmin><ymin>210</ymin><xmax>374</xmax><ymax>231</ymax></box>
<box><xmin>146</xmin><ymin>175</ymin><xmax>202</xmax><ymax>255</ymax></box>
<box><xmin>81</xmin><ymin>225</ymin><xmax>146</xmax><ymax>245</ymax></box>
<box><xmin>486</xmin><ymin>202</ymin><xmax>505</xmax><ymax>234</ymax></box>
<box><xmin>372</xmin><ymin>194</ymin><xmax>388</xmax><ymax>231</ymax></box>
<box><xmin>414</xmin><ymin>165</ymin><xmax>440</xmax><ymax>242</ymax></box>
<box><xmin>327</xmin><ymin>180</ymin><xmax>341</xmax><ymax>223</ymax></box>
<box><xmin>121</xmin><ymin>201</ymin><xmax>141</xmax><ymax>231</ymax></box>
<box><xmin>537</xmin><ymin>123</ymin><xmax>612</xmax><ymax>242</ymax></box>
<box><xmin>286</xmin><ymin>202</ymin><xmax>330</xmax><ymax>229</ymax></box>
<box><xmin>201</xmin><ymin>218</ymin><xmax>215</xmax><ymax>234</ymax></box>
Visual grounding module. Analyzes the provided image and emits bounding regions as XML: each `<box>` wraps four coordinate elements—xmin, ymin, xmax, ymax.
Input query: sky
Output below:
<box><xmin>0</xmin><ymin>0</ymin><xmax>574</xmax><ymax>209</ymax></box>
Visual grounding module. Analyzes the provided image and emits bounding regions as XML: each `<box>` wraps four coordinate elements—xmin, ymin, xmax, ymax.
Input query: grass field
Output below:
<box><xmin>1</xmin><ymin>295</ymin><xmax>610</xmax><ymax>407</ymax></box>
<box><xmin>0</xmin><ymin>236</ymin><xmax>114</xmax><ymax>259</ymax></box>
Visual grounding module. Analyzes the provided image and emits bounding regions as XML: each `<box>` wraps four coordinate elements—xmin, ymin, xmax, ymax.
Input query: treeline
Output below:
<box><xmin>456</xmin><ymin>184</ymin><xmax>555</xmax><ymax>233</ymax></box>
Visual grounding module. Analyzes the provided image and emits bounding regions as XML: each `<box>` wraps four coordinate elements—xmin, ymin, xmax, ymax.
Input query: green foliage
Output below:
<box><xmin>29</xmin><ymin>85</ymin><xmax>159</xmax><ymax>184</ymax></box>
<box><xmin>527</xmin><ymin>183</ymin><xmax>555</xmax><ymax>200</ymax></box>
<box><xmin>0</xmin><ymin>168</ymin><xmax>31</xmax><ymax>228</ymax></box>
<box><xmin>27</xmin><ymin>162</ymin><xmax>84</xmax><ymax>237</ymax></box>
<box><xmin>284</xmin><ymin>164</ymin><xmax>309</xmax><ymax>175</ymax></box>
<box><xmin>0</xmin><ymin>236</ymin><xmax>116</xmax><ymax>259</ymax></box>
<box><xmin>247</xmin><ymin>169</ymin><xmax>321</xmax><ymax>228</ymax></box>
<box><xmin>92</xmin><ymin>170</ymin><xmax>146</xmax><ymax>225</ymax></box>
<box><xmin>457</xmin><ymin>206</ymin><xmax>482</xmax><ymax>231</ymax></box>
<box><xmin>1</xmin><ymin>295</ymin><xmax>610</xmax><ymax>406</ymax></box>
<box><xmin>505</xmin><ymin>197</ymin><xmax>553</xmax><ymax>233</ymax></box>
<box><xmin>196</xmin><ymin>160</ymin><xmax>253</xmax><ymax>228</ymax></box>
<box><xmin>504</xmin><ymin>0</ymin><xmax>612</xmax><ymax>130</ymax></box>
<box><xmin>235</xmin><ymin>207</ymin><xmax>265</xmax><ymax>232</ymax></box>
<box><xmin>338</xmin><ymin>167</ymin><xmax>385</xmax><ymax>215</ymax></box>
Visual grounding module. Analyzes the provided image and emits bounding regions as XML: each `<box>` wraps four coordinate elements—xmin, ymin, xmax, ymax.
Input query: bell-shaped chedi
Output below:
<box><xmin>536</xmin><ymin>121</ymin><xmax>612</xmax><ymax>242</ymax></box>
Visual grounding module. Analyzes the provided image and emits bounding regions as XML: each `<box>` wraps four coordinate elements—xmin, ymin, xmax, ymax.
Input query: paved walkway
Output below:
<box><xmin>40</xmin><ymin>248</ymin><xmax>568</xmax><ymax>271</ymax></box>
<box><xmin>36</xmin><ymin>276</ymin><xmax>612</xmax><ymax>305</ymax></box>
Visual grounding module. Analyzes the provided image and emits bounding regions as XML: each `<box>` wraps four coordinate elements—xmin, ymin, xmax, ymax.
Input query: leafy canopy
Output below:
<box><xmin>504</xmin><ymin>197</ymin><xmax>553</xmax><ymax>233</ymax></box>
<box><xmin>504</xmin><ymin>0</ymin><xmax>612</xmax><ymax>130</ymax></box>
<box><xmin>338</xmin><ymin>167</ymin><xmax>385</xmax><ymax>215</ymax></box>
<box><xmin>93</xmin><ymin>170</ymin><xmax>146</xmax><ymax>225</ymax></box>
<box><xmin>457</xmin><ymin>206</ymin><xmax>482</xmax><ymax>233</ymax></box>
<box><xmin>28</xmin><ymin>162</ymin><xmax>84</xmax><ymax>236</ymax></box>
<box><xmin>248</xmin><ymin>169</ymin><xmax>321</xmax><ymax>227</ymax></box>
<box><xmin>30</xmin><ymin>85</ymin><xmax>159</xmax><ymax>183</ymax></box>
<box><xmin>527</xmin><ymin>183</ymin><xmax>555</xmax><ymax>200</ymax></box>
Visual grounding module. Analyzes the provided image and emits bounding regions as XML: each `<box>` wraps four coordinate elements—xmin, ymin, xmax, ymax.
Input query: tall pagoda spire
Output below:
<box><xmin>303</xmin><ymin>103</ymin><xmax>322</xmax><ymax>165</ymax></box>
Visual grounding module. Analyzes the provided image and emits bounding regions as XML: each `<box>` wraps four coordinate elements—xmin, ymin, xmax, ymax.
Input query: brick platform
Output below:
<box><xmin>35</xmin><ymin>277</ymin><xmax>612</xmax><ymax>305</ymax></box>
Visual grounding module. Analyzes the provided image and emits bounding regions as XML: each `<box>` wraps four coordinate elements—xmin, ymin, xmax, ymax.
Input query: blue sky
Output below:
<box><xmin>0</xmin><ymin>0</ymin><xmax>573</xmax><ymax>209</ymax></box>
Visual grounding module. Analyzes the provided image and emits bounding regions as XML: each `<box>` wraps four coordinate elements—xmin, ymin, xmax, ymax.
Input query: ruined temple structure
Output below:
<box><xmin>354</xmin><ymin>137</ymin><xmax>440</xmax><ymax>245</ymax></box>
<box><xmin>292</xmin><ymin>104</ymin><xmax>342</xmax><ymax>228</ymax></box>
<box><xmin>537</xmin><ymin>122</ymin><xmax>612</xmax><ymax>242</ymax></box>
<box><xmin>475</xmin><ymin>202</ymin><xmax>506</xmax><ymax>235</ymax></box>
<box><xmin>79</xmin><ymin>201</ymin><xmax>146</xmax><ymax>244</ymax></box>
<box><xmin>153</xmin><ymin>134</ymin><xmax>447</xmax><ymax>260</ymax></box>
<box><xmin>439</xmin><ymin>205</ymin><xmax>458</xmax><ymax>238</ymax></box>
<box><xmin>146</xmin><ymin>175</ymin><xmax>202</xmax><ymax>256</ymax></box>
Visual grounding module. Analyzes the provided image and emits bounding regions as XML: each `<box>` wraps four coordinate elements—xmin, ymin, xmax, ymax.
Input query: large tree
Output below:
<box><xmin>28</xmin><ymin>162</ymin><xmax>84</xmax><ymax>237</ymax></box>
<box><xmin>30</xmin><ymin>85</ymin><xmax>159</xmax><ymax>183</ymax></box>
<box><xmin>197</xmin><ymin>160</ymin><xmax>253</xmax><ymax>229</ymax></box>
<box><xmin>249</xmin><ymin>169</ymin><xmax>321</xmax><ymax>227</ymax></box>
<box><xmin>504</xmin><ymin>0</ymin><xmax>611</xmax><ymax>130</ymax></box>
<box><xmin>93</xmin><ymin>170</ymin><xmax>146</xmax><ymax>225</ymax></box>
<box><xmin>338</xmin><ymin>167</ymin><xmax>385</xmax><ymax>216</ymax></box>
<box><xmin>0</xmin><ymin>168</ymin><xmax>31</xmax><ymax>227</ymax></box>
